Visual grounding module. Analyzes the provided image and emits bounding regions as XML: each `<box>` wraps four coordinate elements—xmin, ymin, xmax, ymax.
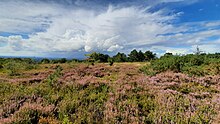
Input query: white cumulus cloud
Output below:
<box><xmin>0</xmin><ymin>0</ymin><xmax>220</xmax><ymax>57</ymax></box>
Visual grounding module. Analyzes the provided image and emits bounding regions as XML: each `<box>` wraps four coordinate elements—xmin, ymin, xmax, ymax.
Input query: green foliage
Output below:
<box><xmin>4</xmin><ymin>60</ymin><xmax>23</xmax><ymax>76</ymax></box>
<box><xmin>128</xmin><ymin>49</ymin><xmax>156</xmax><ymax>62</ymax></box>
<box><xmin>128</xmin><ymin>49</ymin><xmax>140</xmax><ymax>62</ymax></box>
<box><xmin>144</xmin><ymin>50</ymin><xmax>156</xmax><ymax>61</ymax></box>
<box><xmin>138</xmin><ymin>50</ymin><xmax>145</xmax><ymax>62</ymax></box>
<box><xmin>22</xmin><ymin>58</ymin><xmax>36</xmax><ymax>64</ymax></box>
<box><xmin>46</xmin><ymin>65</ymin><xmax>63</xmax><ymax>87</ymax></box>
<box><xmin>62</xmin><ymin>115</ymin><xmax>73</xmax><ymax>124</ymax></box>
<box><xmin>161</xmin><ymin>52</ymin><xmax>173</xmax><ymax>58</ymax></box>
<box><xmin>0</xmin><ymin>58</ymin><xmax>38</xmax><ymax>76</ymax></box>
<box><xmin>141</xmin><ymin>53</ymin><xmax>220</xmax><ymax>76</ymax></box>
<box><xmin>51</xmin><ymin>58</ymin><xmax>67</xmax><ymax>64</ymax></box>
<box><xmin>41</xmin><ymin>58</ymin><xmax>50</xmax><ymax>64</ymax></box>
<box><xmin>186</xmin><ymin>54</ymin><xmax>205</xmax><ymax>66</ymax></box>
<box><xmin>139</xmin><ymin>65</ymin><xmax>157</xmax><ymax>76</ymax></box>
<box><xmin>108</xmin><ymin>58</ymin><xmax>114</xmax><ymax>66</ymax></box>
<box><xmin>84</xmin><ymin>50</ymin><xmax>156</xmax><ymax>63</ymax></box>
<box><xmin>0</xmin><ymin>82</ymin><xmax>18</xmax><ymax>104</ymax></box>
<box><xmin>86</xmin><ymin>52</ymin><xmax>110</xmax><ymax>62</ymax></box>
<box><xmin>151</xmin><ymin>56</ymin><xmax>183</xmax><ymax>72</ymax></box>
<box><xmin>112</xmin><ymin>52</ymin><xmax>127</xmax><ymax>62</ymax></box>
<box><xmin>182</xmin><ymin>66</ymin><xmax>206</xmax><ymax>76</ymax></box>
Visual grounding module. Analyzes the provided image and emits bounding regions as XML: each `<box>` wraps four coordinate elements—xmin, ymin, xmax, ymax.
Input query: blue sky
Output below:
<box><xmin>0</xmin><ymin>0</ymin><xmax>220</xmax><ymax>58</ymax></box>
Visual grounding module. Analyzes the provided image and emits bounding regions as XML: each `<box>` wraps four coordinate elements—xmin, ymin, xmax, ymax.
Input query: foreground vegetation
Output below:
<box><xmin>140</xmin><ymin>53</ymin><xmax>220</xmax><ymax>76</ymax></box>
<box><xmin>0</xmin><ymin>51</ymin><xmax>220</xmax><ymax>123</ymax></box>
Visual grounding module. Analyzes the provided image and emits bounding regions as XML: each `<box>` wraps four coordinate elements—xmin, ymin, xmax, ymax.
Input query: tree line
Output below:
<box><xmin>1</xmin><ymin>49</ymin><xmax>220</xmax><ymax>65</ymax></box>
<box><xmin>86</xmin><ymin>49</ymin><xmax>156</xmax><ymax>63</ymax></box>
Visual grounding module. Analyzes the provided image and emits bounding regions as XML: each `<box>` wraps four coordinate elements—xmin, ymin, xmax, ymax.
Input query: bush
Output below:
<box><xmin>141</xmin><ymin>54</ymin><xmax>219</xmax><ymax>76</ymax></box>
<box><xmin>46</xmin><ymin>65</ymin><xmax>63</xmax><ymax>87</ymax></box>
<box><xmin>151</xmin><ymin>56</ymin><xmax>184</xmax><ymax>73</ymax></box>
<box><xmin>41</xmin><ymin>58</ymin><xmax>50</xmax><ymax>64</ymax></box>
<box><xmin>182</xmin><ymin>66</ymin><xmax>206</xmax><ymax>76</ymax></box>
<box><xmin>188</xmin><ymin>55</ymin><xmax>205</xmax><ymax>66</ymax></box>
<box><xmin>108</xmin><ymin>58</ymin><xmax>114</xmax><ymax>66</ymax></box>
<box><xmin>4</xmin><ymin>60</ymin><xmax>23</xmax><ymax>76</ymax></box>
<box><xmin>139</xmin><ymin>65</ymin><xmax>157</xmax><ymax>76</ymax></box>
<box><xmin>1</xmin><ymin>58</ymin><xmax>38</xmax><ymax>76</ymax></box>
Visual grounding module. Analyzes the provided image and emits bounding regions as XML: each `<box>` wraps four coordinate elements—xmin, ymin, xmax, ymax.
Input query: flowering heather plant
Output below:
<box><xmin>0</xmin><ymin>62</ymin><xmax>220</xmax><ymax>123</ymax></box>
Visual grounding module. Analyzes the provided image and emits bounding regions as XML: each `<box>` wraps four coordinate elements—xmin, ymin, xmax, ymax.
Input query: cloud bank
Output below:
<box><xmin>0</xmin><ymin>0</ymin><xmax>220</xmax><ymax>57</ymax></box>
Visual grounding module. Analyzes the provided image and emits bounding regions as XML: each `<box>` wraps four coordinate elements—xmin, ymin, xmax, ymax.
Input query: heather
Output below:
<box><xmin>0</xmin><ymin>54</ymin><xmax>220</xmax><ymax>123</ymax></box>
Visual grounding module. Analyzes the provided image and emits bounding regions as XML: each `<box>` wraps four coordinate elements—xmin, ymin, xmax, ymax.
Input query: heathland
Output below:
<box><xmin>0</xmin><ymin>51</ymin><xmax>220</xmax><ymax>123</ymax></box>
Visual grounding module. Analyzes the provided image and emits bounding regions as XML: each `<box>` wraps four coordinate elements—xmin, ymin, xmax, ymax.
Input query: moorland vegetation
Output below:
<box><xmin>0</xmin><ymin>49</ymin><xmax>220</xmax><ymax>123</ymax></box>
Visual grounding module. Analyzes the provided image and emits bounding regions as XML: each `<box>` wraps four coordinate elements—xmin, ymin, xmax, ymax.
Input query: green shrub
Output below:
<box><xmin>41</xmin><ymin>58</ymin><xmax>50</xmax><ymax>64</ymax></box>
<box><xmin>150</xmin><ymin>56</ymin><xmax>184</xmax><ymax>73</ymax></box>
<box><xmin>62</xmin><ymin>115</ymin><xmax>73</xmax><ymax>124</ymax></box>
<box><xmin>139</xmin><ymin>65</ymin><xmax>157</xmax><ymax>76</ymax></box>
<box><xmin>182</xmin><ymin>66</ymin><xmax>205</xmax><ymax>76</ymax></box>
<box><xmin>46</xmin><ymin>65</ymin><xmax>63</xmax><ymax>87</ymax></box>
<box><xmin>108</xmin><ymin>58</ymin><xmax>114</xmax><ymax>66</ymax></box>
<box><xmin>141</xmin><ymin>54</ymin><xmax>220</xmax><ymax>76</ymax></box>
<box><xmin>188</xmin><ymin>55</ymin><xmax>205</xmax><ymax>66</ymax></box>
<box><xmin>4</xmin><ymin>60</ymin><xmax>23</xmax><ymax>76</ymax></box>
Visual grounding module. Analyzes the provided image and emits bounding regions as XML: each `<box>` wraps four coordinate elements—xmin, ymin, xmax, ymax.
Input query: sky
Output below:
<box><xmin>0</xmin><ymin>0</ymin><xmax>220</xmax><ymax>58</ymax></box>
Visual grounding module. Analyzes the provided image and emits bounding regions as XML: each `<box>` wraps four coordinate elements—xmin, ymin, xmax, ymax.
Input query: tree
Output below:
<box><xmin>86</xmin><ymin>52</ymin><xmax>109</xmax><ymax>62</ymax></box>
<box><xmin>161</xmin><ymin>53</ymin><xmax>173</xmax><ymax>58</ymax></box>
<box><xmin>128</xmin><ymin>49</ymin><xmax>139</xmax><ymax>62</ymax></box>
<box><xmin>138</xmin><ymin>50</ymin><xmax>145</xmax><ymax>62</ymax></box>
<box><xmin>59</xmin><ymin>58</ymin><xmax>67</xmax><ymax>63</ymax></box>
<box><xmin>23</xmin><ymin>58</ymin><xmax>35</xmax><ymax>64</ymax></box>
<box><xmin>144</xmin><ymin>51</ymin><xmax>156</xmax><ymax>61</ymax></box>
<box><xmin>51</xmin><ymin>58</ymin><xmax>67</xmax><ymax>64</ymax></box>
<box><xmin>112</xmin><ymin>52</ymin><xmax>127</xmax><ymax>62</ymax></box>
<box><xmin>41</xmin><ymin>58</ymin><xmax>50</xmax><ymax>64</ymax></box>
